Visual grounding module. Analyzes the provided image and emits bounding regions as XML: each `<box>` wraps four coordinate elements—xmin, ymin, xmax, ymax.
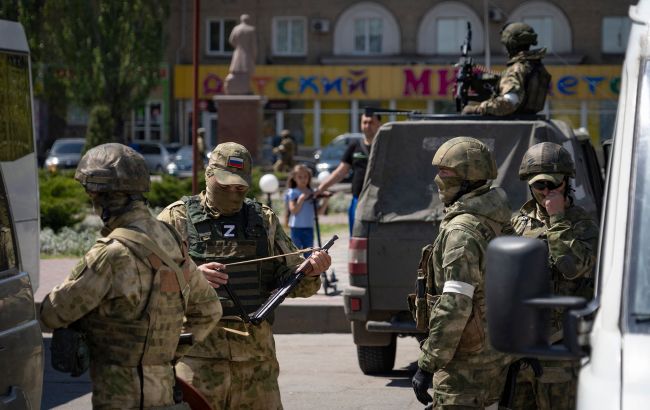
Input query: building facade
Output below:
<box><xmin>147</xmin><ymin>0</ymin><xmax>634</xmax><ymax>152</ymax></box>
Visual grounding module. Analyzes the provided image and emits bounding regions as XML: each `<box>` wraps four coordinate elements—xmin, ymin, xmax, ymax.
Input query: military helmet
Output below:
<box><xmin>518</xmin><ymin>142</ymin><xmax>576</xmax><ymax>180</ymax></box>
<box><xmin>75</xmin><ymin>143</ymin><xmax>150</xmax><ymax>193</ymax></box>
<box><xmin>432</xmin><ymin>137</ymin><xmax>497</xmax><ymax>180</ymax></box>
<box><xmin>500</xmin><ymin>22</ymin><xmax>538</xmax><ymax>50</ymax></box>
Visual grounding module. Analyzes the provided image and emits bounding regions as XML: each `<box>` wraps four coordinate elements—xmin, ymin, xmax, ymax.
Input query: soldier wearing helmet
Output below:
<box><xmin>40</xmin><ymin>143</ymin><xmax>222</xmax><ymax>409</ymax></box>
<box><xmin>411</xmin><ymin>137</ymin><xmax>513</xmax><ymax>408</ymax></box>
<box><xmin>463</xmin><ymin>22</ymin><xmax>551</xmax><ymax>116</ymax></box>
<box><xmin>158</xmin><ymin>142</ymin><xmax>331</xmax><ymax>409</ymax></box>
<box><xmin>509</xmin><ymin>142</ymin><xmax>599</xmax><ymax>410</ymax></box>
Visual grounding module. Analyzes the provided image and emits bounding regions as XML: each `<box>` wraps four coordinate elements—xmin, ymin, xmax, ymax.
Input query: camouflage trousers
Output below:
<box><xmin>510</xmin><ymin>359</ymin><xmax>578</xmax><ymax>410</ymax></box>
<box><xmin>89</xmin><ymin>363</ymin><xmax>176</xmax><ymax>409</ymax></box>
<box><xmin>431</xmin><ymin>360</ymin><xmax>509</xmax><ymax>409</ymax></box>
<box><xmin>176</xmin><ymin>356</ymin><xmax>282</xmax><ymax>410</ymax></box>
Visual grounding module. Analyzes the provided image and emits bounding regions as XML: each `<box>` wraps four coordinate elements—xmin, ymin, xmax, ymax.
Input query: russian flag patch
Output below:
<box><xmin>227</xmin><ymin>156</ymin><xmax>244</xmax><ymax>169</ymax></box>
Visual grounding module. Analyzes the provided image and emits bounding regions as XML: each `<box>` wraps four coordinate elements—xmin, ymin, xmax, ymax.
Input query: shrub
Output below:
<box><xmin>39</xmin><ymin>170</ymin><xmax>89</xmax><ymax>232</ymax></box>
<box><xmin>84</xmin><ymin>104</ymin><xmax>114</xmax><ymax>153</ymax></box>
<box><xmin>41</xmin><ymin>226</ymin><xmax>99</xmax><ymax>256</ymax></box>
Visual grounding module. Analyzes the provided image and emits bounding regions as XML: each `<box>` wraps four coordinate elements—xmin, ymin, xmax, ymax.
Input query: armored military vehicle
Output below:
<box><xmin>343</xmin><ymin>115</ymin><xmax>604</xmax><ymax>374</ymax></box>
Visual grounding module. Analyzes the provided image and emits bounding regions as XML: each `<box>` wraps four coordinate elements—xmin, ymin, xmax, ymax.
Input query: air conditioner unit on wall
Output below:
<box><xmin>311</xmin><ymin>19</ymin><xmax>330</xmax><ymax>34</ymax></box>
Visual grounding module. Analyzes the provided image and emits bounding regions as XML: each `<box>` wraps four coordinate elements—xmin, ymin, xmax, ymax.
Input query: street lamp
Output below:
<box><xmin>317</xmin><ymin>170</ymin><xmax>331</xmax><ymax>184</ymax></box>
<box><xmin>259</xmin><ymin>173</ymin><xmax>279</xmax><ymax>208</ymax></box>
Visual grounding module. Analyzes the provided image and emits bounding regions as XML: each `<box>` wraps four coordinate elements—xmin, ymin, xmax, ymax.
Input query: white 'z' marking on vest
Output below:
<box><xmin>223</xmin><ymin>224</ymin><xmax>236</xmax><ymax>237</ymax></box>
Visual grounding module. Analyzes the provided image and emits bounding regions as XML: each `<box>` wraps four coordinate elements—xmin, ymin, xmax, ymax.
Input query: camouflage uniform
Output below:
<box><xmin>158</xmin><ymin>143</ymin><xmax>321</xmax><ymax>410</ymax></box>
<box><xmin>272</xmin><ymin>132</ymin><xmax>296</xmax><ymax>173</ymax></box>
<box><xmin>40</xmin><ymin>144</ymin><xmax>222</xmax><ymax>410</ymax></box>
<box><xmin>464</xmin><ymin>22</ymin><xmax>550</xmax><ymax>116</ymax></box>
<box><xmin>415</xmin><ymin>138</ymin><xmax>513</xmax><ymax>409</ymax></box>
<box><xmin>510</xmin><ymin>143</ymin><xmax>599</xmax><ymax>410</ymax></box>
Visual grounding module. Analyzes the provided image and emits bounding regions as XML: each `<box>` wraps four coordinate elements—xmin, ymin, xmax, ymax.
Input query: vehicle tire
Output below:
<box><xmin>356</xmin><ymin>337</ymin><xmax>396</xmax><ymax>374</ymax></box>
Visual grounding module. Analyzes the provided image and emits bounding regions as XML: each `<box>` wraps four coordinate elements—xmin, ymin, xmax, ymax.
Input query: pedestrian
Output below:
<box><xmin>410</xmin><ymin>137</ymin><xmax>513</xmax><ymax>409</ymax></box>
<box><xmin>39</xmin><ymin>143</ymin><xmax>222</xmax><ymax>409</ymax></box>
<box><xmin>157</xmin><ymin>142</ymin><xmax>332</xmax><ymax>410</ymax></box>
<box><xmin>508</xmin><ymin>142</ymin><xmax>599</xmax><ymax>410</ymax></box>
<box><xmin>315</xmin><ymin>111</ymin><xmax>381</xmax><ymax>234</ymax></box>
<box><xmin>285</xmin><ymin>164</ymin><xmax>329</xmax><ymax>256</ymax></box>
<box><xmin>462</xmin><ymin>22</ymin><xmax>550</xmax><ymax>116</ymax></box>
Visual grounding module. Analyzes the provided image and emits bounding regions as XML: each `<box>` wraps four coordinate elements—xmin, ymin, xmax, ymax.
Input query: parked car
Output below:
<box><xmin>44</xmin><ymin>137</ymin><xmax>85</xmax><ymax>171</ymax></box>
<box><xmin>166</xmin><ymin>145</ymin><xmax>208</xmax><ymax>178</ymax></box>
<box><xmin>165</xmin><ymin>143</ymin><xmax>183</xmax><ymax>155</ymax></box>
<box><xmin>343</xmin><ymin>117</ymin><xmax>604</xmax><ymax>375</ymax></box>
<box><xmin>314</xmin><ymin>133</ymin><xmax>363</xmax><ymax>180</ymax></box>
<box><xmin>129</xmin><ymin>140</ymin><xmax>172</xmax><ymax>173</ymax></box>
<box><xmin>487</xmin><ymin>2</ymin><xmax>650</xmax><ymax>409</ymax></box>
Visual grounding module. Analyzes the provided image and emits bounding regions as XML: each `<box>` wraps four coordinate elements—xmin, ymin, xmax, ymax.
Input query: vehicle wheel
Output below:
<box><xmin>356</xmin><ymin>337</ymin><xmax>396</xmax><ymax>374</ymax></box>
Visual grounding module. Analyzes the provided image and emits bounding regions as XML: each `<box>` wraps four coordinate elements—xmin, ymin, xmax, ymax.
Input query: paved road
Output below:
<box><xmin>41</xmin><ymin>333</ymin><xmax>423</xmax><ymax>410</ymax></box>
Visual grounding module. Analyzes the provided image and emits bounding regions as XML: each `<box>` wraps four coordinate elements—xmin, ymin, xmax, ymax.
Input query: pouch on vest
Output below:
<box><xmin>50</xmin><ymin>327</ymin><xmax>89</xmax><ymax>377</ymax></box>
<box><xmin>407</xmin><ymin>244</ymin><xmax>435</xmax><ymax>331</ymax></box>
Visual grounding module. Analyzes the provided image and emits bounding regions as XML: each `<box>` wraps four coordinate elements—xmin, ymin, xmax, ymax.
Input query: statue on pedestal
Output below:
<box><xmin>225</xmin><ymin>14</ymin><xmax>257</xmax><ymax>95</ymax></box>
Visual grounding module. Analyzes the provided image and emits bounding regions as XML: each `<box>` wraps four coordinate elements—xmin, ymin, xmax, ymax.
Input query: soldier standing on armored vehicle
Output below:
<box><xmin>508</xmin><ymin>142</ymin><xmax>599</xmax><ymax>410</ymax></box>
<box><xmin>462</xmin><ymin>22</ymin><xmax>550</xmax><ymax>116</ymax></box>
<box><xmin>40</xmin><ymin>143</ymin><xmax>222</xmax><ymax>409</ymax></box>
<box><xmin>158</xmin><ymin>142</ymin><xmax>331</xmax><ymax>409</ymax></box>
<box><xmin>410</xmin><ymin>137</ymin><xmax>513</xmax><ymax>409</ymax></box>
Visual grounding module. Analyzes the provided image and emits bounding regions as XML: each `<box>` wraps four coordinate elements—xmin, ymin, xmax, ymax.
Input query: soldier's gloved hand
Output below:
<box><xmin>198</xmin><ymin>262</ymin><xmax>229</xmax><ymax>288</ymax></box>
<box><xmin>298</xmin><ymin>250</ymin><xmax>332</xmax><ymax>276</ymax></box>
<box><xmin>411</xmin><ymin>367</ymin><xmax>433</xmax><ymax>405</ymax></box>
<box><xmin>461</xmin><ymin>104</ymin><xmax>483</xmax><ymax>115</ymax></box>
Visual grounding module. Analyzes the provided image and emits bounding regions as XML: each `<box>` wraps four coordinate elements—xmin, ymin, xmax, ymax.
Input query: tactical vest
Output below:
<box><xmin>409</xmin><ymin>213</ymin><xmax>496</xmax><ymax>354</ymax></box>
<box><xmin>182</xmin><ymin>196</ymin><xmax>271</xmax><ymax>318</ymax></box>
<box><xmin>82</xmin><ymin>225</ymin><xmax>190</xmax><ymax>367</ymax></box>
<box><xmin>520</xmin><ymin>61</ymin><xmax>551</xmax><ymax>114</ymax></box>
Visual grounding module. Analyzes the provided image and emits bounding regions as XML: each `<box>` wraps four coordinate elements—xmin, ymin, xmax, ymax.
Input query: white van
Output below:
<box><xmin>486</xmin><ymin>2</ymin><xmax>650</xmax><ymax>409</ymax></box>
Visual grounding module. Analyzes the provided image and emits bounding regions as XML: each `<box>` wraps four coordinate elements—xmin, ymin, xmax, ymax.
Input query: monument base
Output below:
<box><xmin>213</xmin><ymin>95</ymin><xmax>265</xmax><ymax>161</ymax></box>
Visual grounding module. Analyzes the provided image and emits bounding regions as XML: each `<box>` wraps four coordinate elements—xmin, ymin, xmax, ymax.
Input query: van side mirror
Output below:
<box><xmin>486</xmin><ymin>236</ymin><xmax>587</xmax><ymax>359</ymax></box>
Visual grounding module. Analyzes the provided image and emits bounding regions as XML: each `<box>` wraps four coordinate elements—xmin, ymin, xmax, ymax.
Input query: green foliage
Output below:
<box><xmin>39</xmin><ymin>170</ymin><xmax>89</xmax><ymax>232</ymax></box>
<box><xmin>41</xmin><ymin>226</ymin><xmax>99</xmax><ymax>257</ymax></box>
<box><xmin>42</xmin><ymin>0</ymin><xmax>170</xmax><ymax>142</ymax></box>
<box><xmin>84</xmin><ymin>104</ymin><xmax>114</xmax><ymax>153</ymax></box>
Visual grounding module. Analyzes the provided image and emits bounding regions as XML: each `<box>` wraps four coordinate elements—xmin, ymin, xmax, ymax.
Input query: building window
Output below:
<box><xmin>206</xmin><ymin>18</ymin><xmax>236</xmax><ymax>55</ymax></box>
<box><xmin>602</xmin><ymin>17</ymin><xmax>631</xmax><ymax>54</ymax></box>
<box><xmin>509</xmin><ymin>1</ymin><xmax>572</xmax><ymax>54</ymax></box>
<box><xmin>273</xmin><ymin>17</ymin><xmax>306</xmax><ymax>56</ymax></box>
<box><xmin>133</xmin><ymin>101</ymin><xmax>162</xmax><ymax>141</ymax></box>
<box><xmin>354</xmin><ymin>17</ymin><xmax>383</xmax><ymax>54</ymax></box>
<box><xmin>417</xmin><ymin>2</ymin><xmax>484</xmax><ymax>55</ymax></box>
<box><xmin>333</xmin><ymin>2</ymin><xmax>400</xmax><ymax>56</ymax></box>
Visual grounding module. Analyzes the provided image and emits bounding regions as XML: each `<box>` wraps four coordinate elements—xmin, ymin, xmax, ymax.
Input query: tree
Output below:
<box><xmin>43</xmin><ymin>1</ymin><xmax>169</xmax><ymax>143</ymax></box>
<box><xmin>83</xmin><ymin>104</ymin><xmax>114</xmax><ymax>153</ymax></box>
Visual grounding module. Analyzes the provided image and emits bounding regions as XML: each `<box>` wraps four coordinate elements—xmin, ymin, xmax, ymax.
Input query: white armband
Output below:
<box><xmin>442</xmin><ymin>280</ymin><xmax>475</xmax><ymax>298</ymax></box>
<box><xmin>503</xmin><ymin>92</ymin><xmax>520</xmax><ymax>106</ymax></box>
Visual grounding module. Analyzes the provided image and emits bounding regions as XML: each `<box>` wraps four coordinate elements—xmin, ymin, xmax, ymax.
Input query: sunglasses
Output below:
<box><xmin>531</xmin><ymin>180</ymin><xmax>563</xmax><ymax>191</ymax></box>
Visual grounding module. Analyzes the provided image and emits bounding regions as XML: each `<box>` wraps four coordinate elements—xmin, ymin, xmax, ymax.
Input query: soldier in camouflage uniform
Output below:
<box><xmin>158</xmin><ymin>142</ymin><xmax>331</xmax><ymax>410</ymax></box>
<box><xmin>510</xmin><ymin>142</ymin><xmax>599</xmax><ymax>410</ymax></box>
<box><xmin>463</xmin><ymin>22</ymin><xmax>550</xmax><ymax>116</ymax></box>
<box><xmin>40</xmin><ymin>143</ymin><xmax>222</xmax><ymax>410</ymax></box>
<box><xmin>411</xmin><ymin>137</ymin><xmax>513</xmax><ymax>409</ymax></box>
<box><xmin>272</xmin><ymin>129</ymin><xmax>296</xmax><ymax>172</ymax></box>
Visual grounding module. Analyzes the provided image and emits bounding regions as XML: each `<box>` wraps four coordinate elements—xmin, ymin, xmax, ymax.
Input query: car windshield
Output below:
<box><xmin>52</xmin><ymin>141</ymin><xmax>83</xmax><ymax>154</ymax></box>
<box><xmin>627</xmin><ymin>59</ymin><xmax>650</xmax><ymax>326</ymax></box>
<box><xmin>176</xmin><ymin>145</ymin><xmax>193</xmax><ymax>159</ymax></box>
<box><xmin>321</xmin><ymin>136</ymin><xmax>360</xmax><ymax>160</ymax></box>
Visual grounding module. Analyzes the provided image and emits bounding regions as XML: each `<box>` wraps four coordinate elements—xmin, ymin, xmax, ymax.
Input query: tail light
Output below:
<box><xmin>349</xmin><ymin>297</ymin><xmax>362</xmax><ymax>312</ymax></box>
<box><xmin>348</xmin><ymin>237</ymin><xmax>367</xmax><ymax>275</ymax></box>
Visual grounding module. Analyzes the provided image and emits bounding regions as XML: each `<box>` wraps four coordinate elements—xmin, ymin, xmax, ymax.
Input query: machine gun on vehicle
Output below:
<box><xmin>454</xmin><ymin>22</ymin><xmax>500</xmax><ymax>112</ymax></box>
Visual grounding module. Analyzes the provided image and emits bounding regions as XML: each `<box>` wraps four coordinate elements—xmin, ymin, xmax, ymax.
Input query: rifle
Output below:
<box><xmin>249</xmin><ymin>235</ymin><xmax>339</xmax><ymax>325</ymax></box>
<box><xmin>454</xmin><ymin>22</ymin><xmax>500</xmax><ymax>112</ymax></box>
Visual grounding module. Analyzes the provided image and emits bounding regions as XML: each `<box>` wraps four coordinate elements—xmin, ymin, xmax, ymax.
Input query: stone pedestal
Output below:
<box><xmin>213</xmin><ymin>95</ymin><xmax>265</xmax><ymax>161</ymax></box>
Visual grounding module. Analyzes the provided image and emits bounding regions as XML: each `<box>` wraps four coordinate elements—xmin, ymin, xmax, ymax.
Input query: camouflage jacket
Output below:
<box><xmin>511</xmin><ymin>199</ymin><xmax>599</xmax><ymax>333</ymax></box>
<box><xmin>158</xmin><ymin>192</ymin><xmax>320</xmax><ymax>361</ymax></box>
<box><xmin>40</xmin><ymin>202</ymin><xmax>221</xmax><ymax>408</ymax></box>
<box><xmin>478</xmin><ymin>49</ymin><xmax>547</xmax><ymax>116</ymax></box>
<box><xmin>419</xmin><ymin>185</ymin><xmax>512</xmax><ymax>373</ymax></box>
